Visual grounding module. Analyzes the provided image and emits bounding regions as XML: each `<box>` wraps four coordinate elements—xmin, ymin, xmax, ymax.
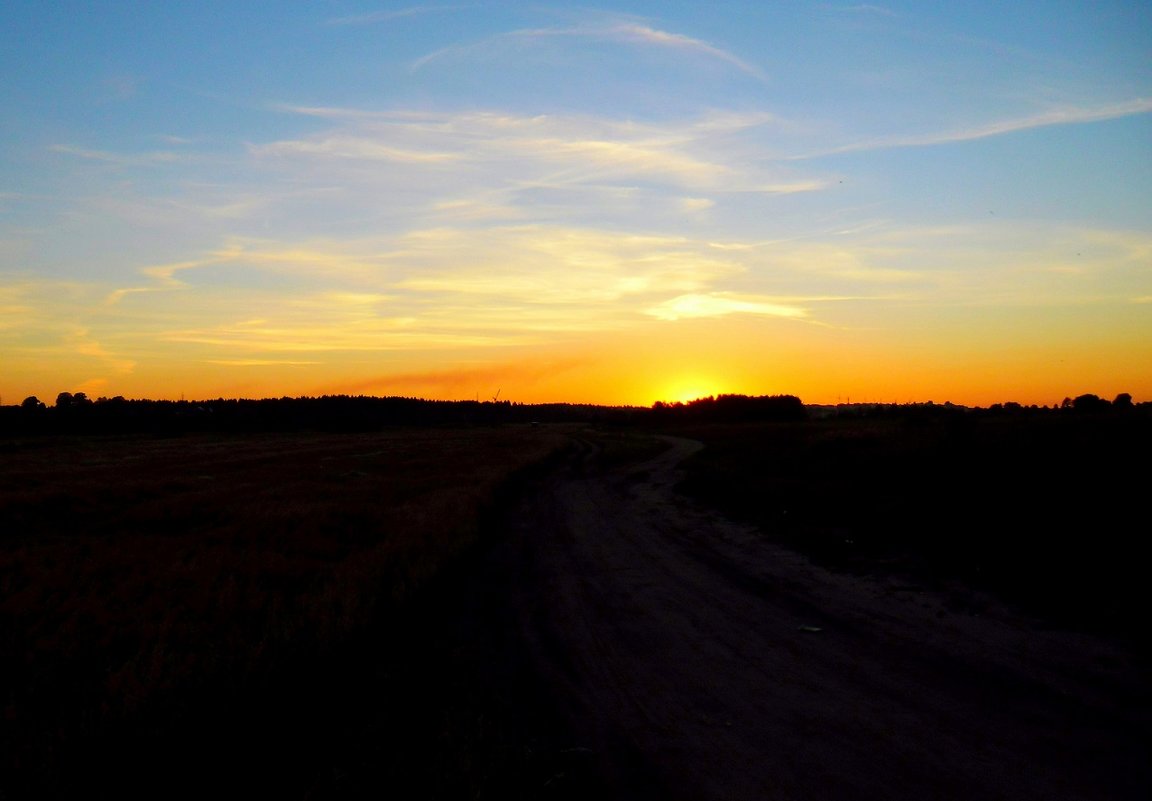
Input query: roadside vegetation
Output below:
<box><xmin>671</xmin><ymin>407</ymin><xmax>1150</xmax><ymax>645</ymax></box>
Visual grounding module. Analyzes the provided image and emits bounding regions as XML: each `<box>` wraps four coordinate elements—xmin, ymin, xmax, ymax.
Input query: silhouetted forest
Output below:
<box><xmin>4</xmin><ymin>390</ymin><xmax>1140</xmax><ymax>435</ymax></box>
<box><xmin>1</xmin><ymin>393</ymin><xmax>643</xmax><ymax>433</ymax></box>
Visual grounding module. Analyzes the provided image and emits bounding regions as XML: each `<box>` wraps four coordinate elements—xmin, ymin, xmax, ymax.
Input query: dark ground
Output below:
<box><xmin>485</xmin><ymin>434</ymin><xmax>1151</xmax><ymax>800</ymax></box>
<box><xmin>4</xmin><ymin>416</ymin><xmax>1149</xmax><ymax>799</ymax></box>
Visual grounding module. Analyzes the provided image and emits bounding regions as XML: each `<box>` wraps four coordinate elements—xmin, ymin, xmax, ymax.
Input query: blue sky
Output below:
<box><xmin>2</xmin><ymin>1</ymin><xmax>1150</xmax><ymax>405</ymax></box>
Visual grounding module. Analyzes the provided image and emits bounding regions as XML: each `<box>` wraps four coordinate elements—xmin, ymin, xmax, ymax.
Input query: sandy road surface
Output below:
<box><xmin>498</xmin><ymin>435</ymin><xmax>1150</xmax><ymax>800</ymax></box>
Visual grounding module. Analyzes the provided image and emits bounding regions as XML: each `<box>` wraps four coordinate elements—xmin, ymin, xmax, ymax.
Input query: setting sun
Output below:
<box><xmin>658</xmin><ymin>378</ymin><xmax>724</xmax><ymax>405</ymax></box>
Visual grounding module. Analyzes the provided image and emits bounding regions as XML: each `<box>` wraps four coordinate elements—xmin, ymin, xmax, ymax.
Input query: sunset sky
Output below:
<box><xmin>2</xmin><ymin>1</ymin><xmax>1150</xmax><ymax>407</ymax></box>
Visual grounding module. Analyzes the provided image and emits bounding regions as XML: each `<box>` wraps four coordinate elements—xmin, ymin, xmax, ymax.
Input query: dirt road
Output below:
<box><xmin>497</xmin><ymin>435</ymin><xmax>1150</xmax><ymax>800</ymax></box>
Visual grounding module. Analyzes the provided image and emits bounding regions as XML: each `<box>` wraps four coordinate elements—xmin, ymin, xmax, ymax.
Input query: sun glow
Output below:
<box><xmin>658</xmin><ymin>377</ymin><xmax>722</xmax><ymax>405</ymax></box>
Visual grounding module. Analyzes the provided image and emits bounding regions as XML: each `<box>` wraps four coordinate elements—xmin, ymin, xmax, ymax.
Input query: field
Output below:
<box><xmin>2</xmin><ymin>410</ymin><xmax>1148</xmax><ymax>798</ymax></box>
<box><xmin>0</xmin><ymin>425</ymin><xmax>569</xmax><ymax>799</ymax></box>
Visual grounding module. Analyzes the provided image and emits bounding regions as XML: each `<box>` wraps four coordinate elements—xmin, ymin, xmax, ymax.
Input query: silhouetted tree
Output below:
<box><xmin>1072</xmin><ymin>393</ymin><xmax>1108</xmax><ymax>413</ymax></box>
<box><xmin>21</xmin><ymin>396</ymin><xmax>45</xmax><ymax>410</ymax></box>
<box><xmin>55</xmin><ymin>392</ymin><xmax>74</xmax><ymax>408</ymax></box>
<box><xmin>1114</xmin><ymin>392</ymin><xmax>1133</xmax><ymax>410</ymax></box>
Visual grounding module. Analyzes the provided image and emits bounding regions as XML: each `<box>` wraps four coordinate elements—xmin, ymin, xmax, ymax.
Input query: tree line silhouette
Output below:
<box><xmin>4</xmin><ymin>393</ymin><xmax>646</xmax><ymax>433</ymax></box>
<box><xmin>1</xmin><ymin>390</ymin><xmax>1142</xmax><ymax>434</ymax></box>
<box><xmin>652</xmin><ymin>393</ymin><xmax>806</xmax><ymax>422</ymax></box>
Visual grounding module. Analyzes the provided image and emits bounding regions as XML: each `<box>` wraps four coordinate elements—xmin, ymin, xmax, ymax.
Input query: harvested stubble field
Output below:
<box><xmin>0</xmin><ymin>425</ymin><xmax>568</xmax><ymax>799</ymax></box>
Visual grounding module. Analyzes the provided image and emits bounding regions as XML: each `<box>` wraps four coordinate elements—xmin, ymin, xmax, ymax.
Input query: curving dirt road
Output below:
<box><xmin>498</xmin><ymin>435</ymin><xmax>1150</xmax><ymax>800</ymax></box>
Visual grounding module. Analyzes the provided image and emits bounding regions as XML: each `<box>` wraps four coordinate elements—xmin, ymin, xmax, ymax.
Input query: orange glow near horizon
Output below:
<box><xmin>9</xmin><ymin>370</ymin><xmax>1149</xmax><ymax>410</ymax></box>
<box><xmin>7</xmin><ymin>315</ymin><xmax>1152</xmax><ymax>410</ymax></box>
<box><xmin>4</xmin><ymin>256</ymin><xmax>1151</xmax><ymax>410</ymax></box>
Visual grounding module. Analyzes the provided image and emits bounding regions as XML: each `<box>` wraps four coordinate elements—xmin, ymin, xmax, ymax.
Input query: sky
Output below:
<box><xmin>1</xmin><ymin>1</ymin><xmax>1150</xmax><ymax>407</ymax></box>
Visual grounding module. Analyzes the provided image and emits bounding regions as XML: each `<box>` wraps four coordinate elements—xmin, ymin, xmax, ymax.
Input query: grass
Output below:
<box><xmin>0</xmin><ymin>425</ymin><xmax>569</xmax><ymax>798</ymax></box>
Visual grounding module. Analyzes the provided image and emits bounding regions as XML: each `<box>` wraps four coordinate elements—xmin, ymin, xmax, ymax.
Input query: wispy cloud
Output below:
<box><xmin>8</xmin><ymin>215</ymin><xmax>1149</xmax><ymax>404</ymax></box>
<box><xmin>252</xmin><ymin>137</ymin><xmax>461</xmax><ymax>163</ymax></box>
<box><xmin>205</xmin><ymin>359</ymin><xmax>321</xmax><ymax>366</ymax></box>
<box><xmin>326</xmin><ymin>5</ymin><xmax>469</xmax><ymax>26</ymax></box>
<box><xmin>680</xmin><ymin>197</ymin><xmax>715</xmax><ymax>213</ymax></box>
<box><xmin>107</xmin><ymin>239</ymin><xmax>405</xmax><ymax>307</ymax></box>
<box><xmin>331</xmin><ymin>356</ymin><xmax>587</xmax><ymax>398</ymax></box>
<box><xmin>411</xmin><ymin>21</ymin><xmax>768</xmax><ymax>82</ymax></box>
<box><xmin>106</xmin><ymin>253</ymin><xmax>231</xmax><ymax>304</ymax></box>
<box><xmin>647</xmin><ymin>293</ymin><xmax>809</xmax><ymax>321</ymax></box>
<box><xmin>605</xmin><ymin>23</ymin><xmax>769</xmax><ymax>82</ymax></box>
<box><xmin>65</xmin><ymin>327</ymin><xmax>137</xmax><ymax>375</ymax></box>
<box><xmin>94</xmin><ymin>224</ymin><xmax>760</xmax><ymax>357</ymax></box>
<box><xmin>0</xmin><ymin>285</ymin><xmax>36</xmax><ymax>331</ymax></box>
<box><xmin>49</xmin><ymin>144</ymin><xmax>184</xmax><ymax>166</ymax></box>
<box><xmin>392</xmin><ymin>225</ymin><xmax>744</xmax><ymax>306</ymax></box>
<box><xmin>101</xmin><ymin>74</ymin><xmax>142</xmax><ymax>102</ymax></box>
<box><xmin>829</xmin><ymin>4</ymin><xmax>897</xmax><ymax>16</ymax></box>
<box><xmin>259</xmin><ymin>107</ymin><xmax>816</xmax><ymax>196</ymax></box>
<box><xmin>799</xmin><ymin>98</ymin><xmax>1152</xmax><ymax>157</ymax></box>
<box><xmin>828</xmin><ymin>223</ymin><xmax>1152</xmax><ymax>306</ymax></box>
<box><xmin>159</xmin><ymin>322</ymin><xmax>522</xmax><ymax>353</ymax></box>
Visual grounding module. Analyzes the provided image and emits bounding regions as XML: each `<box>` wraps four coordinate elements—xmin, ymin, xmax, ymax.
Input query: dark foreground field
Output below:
<box><xmin>0</xmin><ymin>426</ymin><xmax>573</xmax><ymax>798</ymax></box>
<box><xmin>2</xmin><ymin>414</ymin><xmax>1149</xmax><ymax>799</ymax></box>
